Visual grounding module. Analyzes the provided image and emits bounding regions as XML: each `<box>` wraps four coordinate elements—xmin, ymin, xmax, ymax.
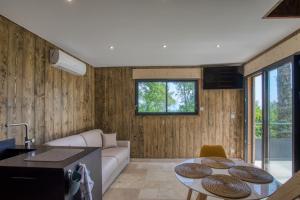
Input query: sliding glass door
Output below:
<box><xmin>247</xmin><ymin>58</ymin><xmax>295</xmax><ymax>183</ymax></box>
<box><xmin>266</xmin><ymin>62</ymin><xmax>293</xmax><ymax>183</ymax></box>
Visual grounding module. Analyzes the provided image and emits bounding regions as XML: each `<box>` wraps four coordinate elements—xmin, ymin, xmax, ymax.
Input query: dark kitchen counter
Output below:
<box><xmin>0</xmin><ymin>141</ymin><xmax>102</xmax><ymax>200</ymax></box>
<box><xmin>0</xmin><ymin>145</ymin><xmax>100</xmax><ymax>169</ymax></box>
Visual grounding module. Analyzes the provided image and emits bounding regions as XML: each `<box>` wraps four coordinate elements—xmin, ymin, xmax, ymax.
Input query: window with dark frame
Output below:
<box><xmin>135</xmin><ymin>80</ymin><xmax>198</xmax><ymax>115</ymax></box>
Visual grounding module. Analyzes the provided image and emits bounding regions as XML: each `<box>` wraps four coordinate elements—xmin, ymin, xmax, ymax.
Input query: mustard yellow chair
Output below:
<box><xmin>200</xmin><ymin>145</ymin><xmax>227</xmax><ymax>158</ymax></box>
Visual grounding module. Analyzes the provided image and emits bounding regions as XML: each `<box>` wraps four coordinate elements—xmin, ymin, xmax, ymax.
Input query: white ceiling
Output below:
<box><xmin>1</xmin><ymin>0</ymin><xmax>300</xmax><ymax>67</ymax></box>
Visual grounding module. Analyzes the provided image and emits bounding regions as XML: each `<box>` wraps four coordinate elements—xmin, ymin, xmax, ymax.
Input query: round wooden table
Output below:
<box><xmin>175</xmin><ymin>158</ymin><xmax>281</xmax><ymax>200</ymax></box>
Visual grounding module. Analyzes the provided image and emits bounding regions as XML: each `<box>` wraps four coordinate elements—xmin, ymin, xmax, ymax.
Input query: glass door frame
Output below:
<box><xmin>263</xmin><ymin>56</ymin><xmax>294</xmax><ymax>174</ymax></box>
<box><xmin>245</xmin><ymin>54</ymin><xmax>299</xmax><ymax>174</ymax></box>
<box><xmin>250</xmin><ymin>73</ymin><xmax>264</xmax><ymax>169</ymax></box>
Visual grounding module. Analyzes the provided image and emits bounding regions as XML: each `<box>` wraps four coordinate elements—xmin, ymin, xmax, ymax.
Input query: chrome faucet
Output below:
<box><xmin>5</xmin><ymin>123</ymin><xmax>35</xmax><ymax>149</ymax></box>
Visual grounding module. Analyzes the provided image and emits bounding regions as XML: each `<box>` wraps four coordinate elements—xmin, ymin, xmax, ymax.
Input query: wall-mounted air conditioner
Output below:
<box><xmin>50</xmin><ymin>49</ymin><xmax>86</xmax><ymax>76</ymax></box>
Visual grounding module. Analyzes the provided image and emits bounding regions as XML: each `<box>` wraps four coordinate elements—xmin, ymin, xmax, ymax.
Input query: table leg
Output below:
<box><xmin>196</xmin><ymin>193</ymin><xmax>207</xmax><ymax>200</ymax></box>
<box><xmin>186</xmin><ymin>189</ymin><xmax>192</xmax><ymax>200</ymax></box>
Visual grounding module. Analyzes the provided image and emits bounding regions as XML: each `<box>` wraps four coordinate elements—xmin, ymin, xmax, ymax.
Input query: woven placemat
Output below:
<box><xmin>175</xmin><ymin>163</ymin><xmax>213</xmax><ymax>179</ymax></box>
<box><xmin>202</xmin><ymin>174</ymin><xmax>251</xmax><ymax>199</ymax></box>
<box><xmin>201</xmin><ymin>157</ymin><xmax>235</xmax><ymax>169</ymax></box>
<box><xmin>229</xmin><ymin>166</ymin><xmax>274</xmax><ymax>184</ymax></box>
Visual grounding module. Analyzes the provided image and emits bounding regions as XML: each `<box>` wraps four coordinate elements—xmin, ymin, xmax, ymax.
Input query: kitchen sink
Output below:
<box><xmin>0</xmin><ymin>148</ymin><xmax>36</xmax><ymax>161</ymax></box>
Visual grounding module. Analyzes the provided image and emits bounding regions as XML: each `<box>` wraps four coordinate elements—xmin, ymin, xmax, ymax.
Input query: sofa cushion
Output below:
<box><xmin>102</xmin><ymin>157</ymin><xmax>118</xmax><ymax>184</ymax></box>
<box><xmin>45</xmin><ymin>135</ymin><xmax>86</xmax><ymax>147</ymax></box>
<box><xmin>102</xmin><ymin>147</ymin><xmax>129</xmax><ymax>164</ymax></box>
<box><xmin>102</xmin><ymin>133</ymin><xmax>117</xmax><ymax>149</ymax></box>
<box><xmin>80</xmin><ymin>129</ymin><xmax>103</xmax><ymax>147</ymax></box>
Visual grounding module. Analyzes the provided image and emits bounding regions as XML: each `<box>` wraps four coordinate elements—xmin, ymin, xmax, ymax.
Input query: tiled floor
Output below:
<box><xmin>103</xmin><ymin>159</ymin><xmax>202</xmax><ymax>200</ymax></box>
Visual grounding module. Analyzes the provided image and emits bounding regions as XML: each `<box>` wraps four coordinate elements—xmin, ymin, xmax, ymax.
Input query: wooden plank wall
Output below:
<box><xmin>246</xmin><ymin>78</ymin><xmax>254</xmax><ymax>163</ymax></box>
<box><xmin>0</xmin><ymin>16</ymin><xmax>95</xmax><ymax>144</ymax></box>
<box><xmin>95</xmin><ymin>68</ymin><xmax>245</xmax><ymax>158</ymax></box>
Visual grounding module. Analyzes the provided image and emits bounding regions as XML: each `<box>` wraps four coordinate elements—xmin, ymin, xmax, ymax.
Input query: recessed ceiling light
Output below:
<box><xmin>216</xmin><ymin>44</ymin><xmax>221</xmax><ymax>48</ymax></box>
<box><xmin>162</xmin><ymin>44</ymin><xmax>167</xmax><ymax>48</ymax></box>
<box><xmin>67</xmin><ymin>0</ymin><xmax>72</xmax><ymax>2</ymax></box>
<box><xmin>109</xmin><ymin>45</ymin><xmax>115</xmax><ymax>50</ymax></box>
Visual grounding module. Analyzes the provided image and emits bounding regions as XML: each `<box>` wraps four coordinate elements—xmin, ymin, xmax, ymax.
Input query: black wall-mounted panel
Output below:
<box><xmin>203</xmin><ymin>66</ymin><xmax>244</xmax><ymax>89</ymax></box>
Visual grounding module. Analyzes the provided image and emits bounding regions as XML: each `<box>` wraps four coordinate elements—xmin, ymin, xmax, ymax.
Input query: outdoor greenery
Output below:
<box><xmin>254</xmin><ymin>101</ymin><xmax>263</xmax><ymax>138</ymax></box>
<box><xmin>255</xmin><ymin>100</ymin><xmax>292</xmax><ymax>139</ymax></box>
<box><xmin>137</xmin><ymin>81</ymin><xmax>196</xmax><ymax>113</ymax></box>
<box><xmin>255</xmin><ymin>65</ymin><xmax>292</xmax><ymax>139</ymax></box>
<box><xmin>168</xmin><ymin>82</ymin><xmax>196</xmax><ymax>112</ymax></box>
<box><xmin>138</xmin><ymin>82</ymin><xmax>167</xmax><ymax>112</ymax></box>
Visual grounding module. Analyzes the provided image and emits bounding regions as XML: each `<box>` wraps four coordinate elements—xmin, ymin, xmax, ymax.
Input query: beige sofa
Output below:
<box><xmin>44</xmin><ymin>129</ymin><xmax>130</xmax><ymax>194</ymax></box>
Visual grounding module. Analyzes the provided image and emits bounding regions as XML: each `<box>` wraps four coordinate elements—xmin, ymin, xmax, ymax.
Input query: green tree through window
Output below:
<box><xmin>138</xmin><ymin>82</ymin><xmax>167</xmax><ymax>112</ymax></box>
<box><xmin>255</xmin><ymin>101</ymin><xmax>263</xmax><ymax>138</ymax></box>
<box><xmin>136</xmin><ymin>81</ymin><xmax>198</xmax><ymax>114</ymax></box>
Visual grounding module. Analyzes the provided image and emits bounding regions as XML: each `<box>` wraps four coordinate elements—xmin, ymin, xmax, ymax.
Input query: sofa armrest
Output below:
<box><xmin>117</xmin><ymin>140</ymin><xmax>130</xmax><ymax>148</ymax></box>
